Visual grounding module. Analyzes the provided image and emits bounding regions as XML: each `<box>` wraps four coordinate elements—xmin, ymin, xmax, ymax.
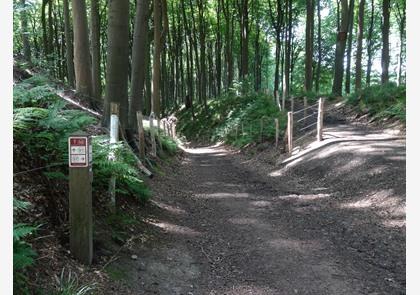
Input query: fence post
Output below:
<box><xmin>317</xmin><ymin>97</ymin><xmax>324</xmax><ymax>141</ymax></box>
<box><xmin>303</xmin><ymin>97</ymin><xmax>308</xmax><ymax>124</ymax></box>
<box><xmin>171</xmin><ymin>121</ymin><xmax>176</xmax><ymax>139</ymax></box>
<box><xmin>108</xmin><ymin>103</ymin><xmax>119</xmax><ymax>213</ymax></box>
<box><xmin>260</xmin><ymin>118</ymin><xmax>264</xmax><ymax>142</ymax></box>
<box><xmin>275</xmin><ymin>118</ymin><xmax>279</xmax><ymax>148</ymax></box>
<box><xmin>68</xmin><ymin>132</ymin><xmax>93</xmax><ymax>265</ymax></box>
<box><xmin>235</xmin><ymin>124</ymin><xmax>238</xmax><ymax>140</ymax></box>
<box><xmin>287</xmin><ymin>111</ymin><xmax>293</xmax><ymax>153</ymax></box>
<box><xmin>136</xmin><ymin>111</ymin><xmax>145</xmax><ymax>160</ymax></box>
<box><xmin>241</xmin><ymin>122</ymin><xmax>244</xmax><ymax>135</ymax></box>
<box><xmin>149</xmin><ymin>113</ymin><xmax>157</xmax><ymax>157</ymax></box>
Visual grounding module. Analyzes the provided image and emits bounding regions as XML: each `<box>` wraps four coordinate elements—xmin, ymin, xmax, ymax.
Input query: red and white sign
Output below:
<box><xmin>69</xmin><ymin>137</ymin><xmax>88</xmax><ymax>167</ymax></box>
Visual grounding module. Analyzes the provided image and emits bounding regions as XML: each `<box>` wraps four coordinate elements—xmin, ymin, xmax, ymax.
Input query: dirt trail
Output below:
<box><xmin>106</xmin><ymin>122</ymin><xmax>405</xmax><ymax>295</ymax></box>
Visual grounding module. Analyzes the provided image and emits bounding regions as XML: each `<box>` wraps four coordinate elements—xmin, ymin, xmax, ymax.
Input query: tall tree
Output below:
<box><xmin>381</xmin><ymin>0</ymin><xmax>390</xmax><ymax>84</ymax></box>
<box><xmin>366</xmin><ymin>0</ymin><xmax>375</xmax><ymax>85</ymax></box>
<box><xmin>344</xmin><ymin>0</ymin><xmax>355</xmax><ymax>94</ymax></box>
<box><xmin>71</xmin><ymin>0</ymin><xmax>93</xmax><ymax>100</ymax></box>
<box><xmin>394</xmin><ymin>0</ymin><xmax>406</xmax><ymax>85</ymax></box>
<box><xmin>354</xmin><ymin>0</ymin><xmax>365</xmax><ymax>90</ymax></box>
<box><xmin>315</xmin><ymin>0</ymin><xmax>322</xmax><ymax>92</ymax></box>
<box><xmin>63</xmin><ymin>0</ymin><xmax>75</xmax><ymax>87</ymax></box>
<box><xmin>91</xmin><ymin>0</ymin><xmax>101</xmax><ymax>103</ymax></box>
<box><xmin>238</xmin><ymin>0</ymin><xmax>249</xmax><ymax>79</ymax></box>
<box><xmin>129</xmin><ymin>0</ymin><xmax>151</xmax><ymax>130</ymax></box>
<box><xmin>20</xmin><ymin>0</ymin><xmax>31</xmax><ymax>63</ymax></box>
<box><xmin>332</xmin><ymin>0</ymin><xmax>349</xmax><ymax>96</ymax></box>
<box><xmin>103</xmin><ymin>0</ymin><xmax>130</xmax><ymax>128</ymax></box>
<box><xmin>304</xmin><ymin>0</ymin><xmax>315</xmax><ymax>92</ymax></box>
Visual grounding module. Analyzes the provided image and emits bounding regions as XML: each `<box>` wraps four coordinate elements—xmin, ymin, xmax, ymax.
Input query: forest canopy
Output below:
<box><xmin>13</xmin><ymin>0</ymin><xmax>406</xmax><ymax>127</ymax></box>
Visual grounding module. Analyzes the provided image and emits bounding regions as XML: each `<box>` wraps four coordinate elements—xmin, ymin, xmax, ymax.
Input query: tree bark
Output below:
<box><xmin>332</xmin><ymin>0</ymin><xmax>349</xmax><ymax>96</ymax></box>
<box><xmin>103</xmin><ymin>0</ymin><xmax>130</xmax><ymax>128</ymax></box>
<box><xmin>345</xmin><ymin>0</ymin><xmax>355</xmax><ymax>94</ymax></box>
<box><xmin>381</xmin><ymin>0</ymin><xmax>390</xmax><ymax>84</ymax></box>
<box><xmin>20</xmin><ymin>0</ymin><xmax>31</xmax><ymax>63</ymax></box>
<box><xmin>315</xmin><ymin>0</ymin><xmax>322</xmax><ymax>92</ymax></box>
<box><xmin>305</xmin><ymin>0</ymin><xmax>315</xmax><ymax>92</ymax></box>
<box><xmin>63</xmin><ymin>0</ymin><xmax>75</xmax><ymax>87</ymax></box>
<box><xmin>129</xmin><ymin>0</ymin><xmax>151</xmax><ymax>130</ymax></box>
<box><xmin>355</xmin><ymin>0</ymin><xmax>365</xmax><ymax>90</ymax></box>
<box><xmin>366</xmin><ymin>0</ymin><xmax>374</xmax><ymax>85</ymax></box>
<box><xmin>71</xmin><ymin>0</ymin><xmax>93</xmax><ymax>100</ymax></box>
<box><xmin>91</xmin><ymin>0</ymin><xmax>101</xmax><ymax>103</ymax></box>
<box><xmin>152</xmin><ymin>0</ymin><xmax>162</xmax><ymax>117</ymax></box>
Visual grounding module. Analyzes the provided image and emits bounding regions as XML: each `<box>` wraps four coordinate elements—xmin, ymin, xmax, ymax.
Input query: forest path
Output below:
<box><xmin>108</xmin><ymin>122</ymin><xmax>405</xmax><ymax>295</ymax></box>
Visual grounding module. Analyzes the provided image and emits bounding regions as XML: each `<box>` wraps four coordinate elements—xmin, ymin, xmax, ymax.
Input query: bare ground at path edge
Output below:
<box><xmin>104</xmin><ymin>123</ymin><xmax>405</xmax><ymax>295</ymax></box>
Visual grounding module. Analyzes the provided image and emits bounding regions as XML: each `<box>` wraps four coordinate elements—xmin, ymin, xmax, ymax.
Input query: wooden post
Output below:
<box><xmin>235</xmin><ymin>124</ymin><xmax>238</xmax><ymax>140</ymax></box>
<box><xmin>275</xmin><ymin>118</ymin><xmax>279</xmax><ymax>148</ymax></box>
<box><xmin>260</xmin><ymin>118</ymin><xmax>264</xmax><ymax>142</ymax></box>
<box><xmin>241</xmin><ymin>122</ymin><xmax>244</xmax><ymax>135</ymax></box>
<box><xmin>303</xmin><ymin>97</ymin><xmax>308</xmax><ymax>124</ymax></box>
<box><xmin>287</xmin><ymin>111</ymin><xmax>293</xmax><ymax>153</ymax></box>
<box><xmin>317</xmin><ymin>97</ymin><xmax>324</xmax><ymax>141</ymax></box>
<box><xmin>68</xmin><ymin>132</ymin><xmax>93</xmax><ymax>265</ymax></box>
<box><xmin>149</xmin><ymin>113</ymin><xmax>157</xmax><ymax>157</ymax></box>
<box><xmin>109</xmin><ymin>103</ymin><xmax>119</xmax><ymax>213</ymax></box>
<box><xmin>136</xmin><ymin>111</ymin><xmax>145</xmax><ymax>160</ymax></box>
<box><xmin>157</xmin><ymin>118</ymin><xmax>163</xmax><ymax>150</ymax></box>
<box><xmin>172</xmin><ymin>122</ymin><xmax>176</xmax><ymax>139</ymax></box>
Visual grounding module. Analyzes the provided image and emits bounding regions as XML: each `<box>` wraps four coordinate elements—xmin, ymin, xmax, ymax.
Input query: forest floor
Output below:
<box><xmin>103</xmin><ymin>108</ymin><xmax>406</xmax><ymax>294</ymax></box>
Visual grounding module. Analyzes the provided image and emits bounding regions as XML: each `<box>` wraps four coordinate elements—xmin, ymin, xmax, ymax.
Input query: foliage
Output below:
<box><xmin>346</xmin><ymin>82</ymin><xmax>406</xmax><ymax>121</ymax></box>
<box><xmin>13</xmin><ymin>198</ymin><xmax>37</xmax><ymax>294</ymax></box>
<box><xmin>14</xmin><ymin>74</ymin><xmax>151</xmax><ymax>202</ymax></box>
<box><xmin>92</xmin><ymin>136</ymin><xmax>151</xmax><ymax>202</ymax></box>
<box><xmin>177</xmin><ymin>90</ymin><xmax>287</xmax><ymax>147</ymax></box>
<box><xmin>53</xmin><ymin>268</ymin><xmax>96</xmax><ymax>295</ymax></box>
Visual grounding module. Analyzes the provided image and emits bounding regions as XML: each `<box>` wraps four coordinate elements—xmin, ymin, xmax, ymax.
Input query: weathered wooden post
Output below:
<box><xmin>235</xmin><ymin>124</ymin><xmax>239</xmax><ymax>140</ymax></box>
<box><xmin>287</xmin><ymin>111</ymin><xmax>293</xmax><ymax>153</ymax></box>
<box><xmin>317</xmin><ymin>97</ymin><xmax>324</xmax><ymax>141</ymax></box>
<box><xmin>241</xmin><ymin>122</ymin><xmax>244</xmax><ymax>135</ymax></box>
<box><xmin>303</xmin><ymin>97</ymin><xmax>308</xmax><ymax>124</ymax></box>
<box><xmin>136</xmin><ymin>111</ymin><xmax>146</xmax><ymax>160</ymax></box>
<box><xmin>68</xmin><ymin>132</ymin><xmax>93</xmax><ymax>265</ymax></box>
<box><xmin>108</xmin><ymin>103</ymin><xmax>119</xmax><ymax>213</ymax></box>
<box><xmin>149</xmin><ymin>113</ymin><xmax>157</xmax><ymax>157</ymax></box>
<box><xmin>171</xmin><ymin>122</ymin><xmax>176</xmax><ymax>139</ymax></box>
<box><xmin>260</xmin><ymin>118</ymin><xmax>264</xmax><ymax>142</ymax></box>
<box><xmin>157</xmin><ymin>118</ymin><xmax>163</xmax><ymax>150</ymax></box>
<box><xmin>275</xmin><ymin>118</ymin><xmax>279</xmax><ymax>148</ymax></box>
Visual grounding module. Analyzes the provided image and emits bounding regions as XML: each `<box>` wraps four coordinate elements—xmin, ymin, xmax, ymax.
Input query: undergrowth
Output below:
<box><xmin>13</xmin><ymin>198</ymin><xmax>38</xmax><ymax>294</ymax></box>
<box><xmin>346</xmin><ymin>82</ymin><xmax>406</xmax><ymax>122</ymax></box>
<box><xmin>177</xmin><ymin>90</ymin><xmax>287</xmax><ymax>147</ymax></box>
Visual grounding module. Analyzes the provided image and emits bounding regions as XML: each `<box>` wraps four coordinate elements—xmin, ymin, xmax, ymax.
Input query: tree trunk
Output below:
<box><xmin>366</xmin><ymin>0</ymin><xmax>374</xmax><ymax>85</ymax></box>
<box><xmin>103</xmin><ymin>0</ymin><xmax>130</xmax><ymax>128</ymax></box>
<box><xmin>381</xmin><ymin>0</ymin><xmax>390</xmax><ymax>84</ymax></box>
<box><xmin>91</xmin><ymin>0</ymin><xmax>101</xmax><ymax>103</ymax></box>
<box><xmin>304</xmin><ymin>0</ymin><xmax>315</xmax><ymax>92</ymax></box>
<box><xmin>71</xmin><ymin>0</ymin><xmax>93</xmax><ymax>100</ymax></box>
<box><xmin>63</xmin><ymin>0</ymin><xmax>75</xmax><ymax>87</ymax></box>
<box><xmin>355</xmin><ymin>0</ymin><xmax>365</xmax><ymax>90</ymax></box>
<box><xmin>216</xmin><ymin>0</ymin><xmax>222</xmax><ymax>96</ymax></box>
<box><xmin>396</xmin><ymin>2</ymin><xmax>406</xmax><ymax>85</ymax></box>
<box><xmin>20</xmin><ymin>0</ymin><xmax>31</xmax><ymax>63</ymax></box>
<box><xmin>152</xmin><ymin>0</ymin><xmax>162</xmax><ymax>117</ymax></box>
<box><xmin>282</xmin><ymin>0</ymin><xmax>292</xmax><ymax>108</ymax></box>
<box><xmin>332</xmin><ymin>0</ymin><xmax>349</xmax><ymax>96</ymax></box>
<box><xmin>129</xmin><ymin>0</ymin><xmax>150</xmax><ymax>130</ymax></box>
<box><xmin>315</xmin><ymin>0</ymin><xmax>322</xmax><ymax>92</ymax></box>
<box><xmin>345</xmin><ymin>0</ymin><xmax>355</xmax><ymax>94</ymax></box>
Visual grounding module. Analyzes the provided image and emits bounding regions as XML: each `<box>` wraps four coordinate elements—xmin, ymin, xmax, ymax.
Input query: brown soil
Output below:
<box><xmin>103</xmin><ymin>112</ymin><xmax>405</xmax><ymax>294</ymax></box>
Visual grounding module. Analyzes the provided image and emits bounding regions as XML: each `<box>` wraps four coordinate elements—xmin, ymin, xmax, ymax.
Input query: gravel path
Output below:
<box><xmin>107</xmin><ymin>122</ymin><xmax>405</xmax><ymax>295</ymax></box>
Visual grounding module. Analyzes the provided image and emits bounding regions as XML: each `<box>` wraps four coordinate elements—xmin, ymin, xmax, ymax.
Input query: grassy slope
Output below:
<box><xmin>177</xmin><ymin>91</ymin><xmax>288</xmax><ymax>147</ymax></box>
